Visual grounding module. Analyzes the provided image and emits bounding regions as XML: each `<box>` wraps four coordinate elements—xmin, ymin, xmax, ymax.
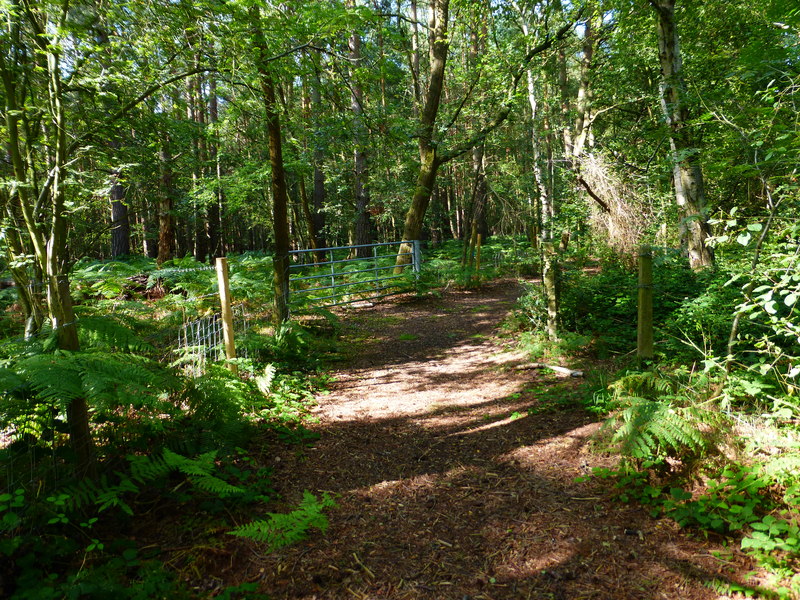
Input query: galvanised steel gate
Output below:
<box><xmin>287</xmin><ymin>240</ymin><xmax>421</xmax><ymax>311</ymax></box>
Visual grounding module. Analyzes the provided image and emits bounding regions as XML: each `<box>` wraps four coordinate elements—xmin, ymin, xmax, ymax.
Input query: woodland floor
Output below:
<box><xmin>228</xmin><ymin>279</ymin><xmax>765</xmax><ymax>600</ymax></box>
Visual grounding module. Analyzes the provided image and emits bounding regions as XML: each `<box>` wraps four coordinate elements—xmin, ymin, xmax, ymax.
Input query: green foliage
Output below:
<box><xmin>593</xmin><ymin>459</ymin><xmax>800</xmax><ymax>588</ymax></box>
<box><xmin>742</xmin><ymin>514</ymin><xmax>800</xmax><ymax>560</ymax></box>
<box><xmin>0</xmin><ymin>446</ymin><xmax>260</xmax><ymax>599</ymax></box>
<box><xmin>187</xmin><ymin>364</ymin><xmax>258</xmax><ymax>424</ymax></box>
<box><xmin>663</xmin><ymin>466</ymin><xmax>770</xmax><ymax>534</ymax></box>
<box><xmin>522</xmin><ymin>250</ymin><xmax>734</xmax><ymax>360</ymax></box>
<box><xmin>74</xmin><ymin>315</ymin><xmax>156</xmax><ymax>354</ymax></box>
<box><xmin>42</xmin><ymin>450</ymin><xmax>244</xmax><ymax>517</ymax></box>
<box><xmin>600</xmin><ymin>369</ymin><xmax>724</xmax><ymax>465</ymax></box>
<box><xmin>228</xmin><ymin>491</ymin><xmax>336</xmax><ymax>551</ymax></box>
<box><xmin>0</xmin><ymin>344</ymin><xmax>179</xmax><ymax>447</ymax></box>
<box><xmin>1</xmin><ymin>252</ymin><xmax>327</xmax><ymax>597</ymax></box>
<box><xmin>609</xmin><ymin>399</ymin><xmax>711</xmax><ymax>463</ymax></box>
<box><xmin>510</xmin><ymin>280</ymin><xmax>549</xmax><ymax>334</ymax></box>
<box><xmin>71</xmin><ymin>258</ymin><xmax>157</xmax><ymax>301</ymax></box>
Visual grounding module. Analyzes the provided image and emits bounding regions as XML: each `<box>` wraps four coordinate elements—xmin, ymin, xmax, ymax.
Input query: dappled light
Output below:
<box><xmin>2</xmin><ymin>0</ymin><xmax>798</xmax><ymax>596</ymax></box>
<box><xmin>244</xmin><ymin>281</ymin><xmax>756</xmax><ymax>599</ymax></box>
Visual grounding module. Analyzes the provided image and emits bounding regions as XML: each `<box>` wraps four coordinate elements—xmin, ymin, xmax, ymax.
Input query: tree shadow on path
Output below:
<box><xmin>240</xmin><ymin>280</ymin><xmax>754</xmax><ymax>600</ymax></box>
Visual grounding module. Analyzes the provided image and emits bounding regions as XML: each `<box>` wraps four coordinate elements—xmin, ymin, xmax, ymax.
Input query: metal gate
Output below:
<box><xmin>287</xmin><ymin>240</ymin><xmax>421</xmax><ymax>311</ymax></box>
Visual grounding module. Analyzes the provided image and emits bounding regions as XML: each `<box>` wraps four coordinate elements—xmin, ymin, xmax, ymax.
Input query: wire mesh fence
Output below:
<box><xmin>173</xmin><ymin>304</ymin><xmax>251</xmax><ymax>377</ymax></box>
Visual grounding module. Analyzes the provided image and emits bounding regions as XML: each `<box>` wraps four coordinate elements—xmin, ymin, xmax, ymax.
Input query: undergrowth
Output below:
<box><xmin>511</xmin><ymin>242</ymin><xmax>800</xmax><ymax>596</ymax></box>
<box><xmin>0</xmin><ymin>254</ymin><xmax>339</xmax><ymax>599</ymax></box>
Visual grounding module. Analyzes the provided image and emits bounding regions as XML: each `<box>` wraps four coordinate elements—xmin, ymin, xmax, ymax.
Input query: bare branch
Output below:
<box><xmin>577</xmin><ymin>175</ymin><xmax>611</xmax><ymax>213</ymax></box>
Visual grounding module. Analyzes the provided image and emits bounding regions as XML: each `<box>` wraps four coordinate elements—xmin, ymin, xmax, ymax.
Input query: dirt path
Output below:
<box><xmin>246</xmin><ymin>280</ymin><xmax>754</xmax><ymax>599</ymax></box>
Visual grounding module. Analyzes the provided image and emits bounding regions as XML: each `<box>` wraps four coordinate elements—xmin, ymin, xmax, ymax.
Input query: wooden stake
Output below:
<box><xmin>216</xmin><ymin>257</ymin><xmax>238</xmax><ymax>373</ymax></box>
<box><xmin>476</xmin><ymin>233</ymin><xmax>482</xmax><ymax>272</ymax></box>
<box><xmin>637</xmin><ymin>244</ymin><xmax>654</xmax><ymax>361</ymax></box>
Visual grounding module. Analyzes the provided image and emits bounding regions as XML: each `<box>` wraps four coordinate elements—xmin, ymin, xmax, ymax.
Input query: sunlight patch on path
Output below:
<box><xmin>317</xmin><ymin>342</ymin><xmax>532</xmax><ymax>423</ymax></box>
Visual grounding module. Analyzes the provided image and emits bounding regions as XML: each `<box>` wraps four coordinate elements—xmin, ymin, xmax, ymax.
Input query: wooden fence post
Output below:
<box><xmin>637</xmin><ymin>244</ymin><xmax>654</xmax><ymax>362</ymax></box>
<box><xmin>216</xmin><ymin>257</ymin><xmax>238</xmax><ymax>373</ymax></box>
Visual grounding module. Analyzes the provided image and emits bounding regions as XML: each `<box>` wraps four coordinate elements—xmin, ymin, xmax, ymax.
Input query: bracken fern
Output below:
<box><xmin>58</xmin><ymin>449</ymin><xmax>245</xmax><ymax>515</ymax></box>
<box><xmin>602</xmin><ymin>369</ymin><xmax>726</xmax><ymax>466</ymax></box>
<box><xmin>228</xmin><ymin>491</ymin><xmax>335</xmax><ymax>551</ymax></box>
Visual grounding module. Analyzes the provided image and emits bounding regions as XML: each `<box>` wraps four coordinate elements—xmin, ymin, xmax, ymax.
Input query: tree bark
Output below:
<box><xmin>349</xmin><ymin>5</ymin><xmax>373</xmax><ymax>257</ymax></box>
<box><xmin>651</xmin><ymin>0</ymin><xmax>713</xmax><ymax>270</ymax></box>
<box><xmin>310</xmin><ymin>70</ymin><xmax>327</xmax><ymax>261</ymax></box>
<box><xmin>158</xmin><ymin>141</ymin><xmax>176</xmax><ymax>265</ymax></box>
<box><xmin>542</xmin><ymin>242</ymin><xmax>559</xmax><ymax>341</ymax></box>
<box><xmin>572</xmin><ymin>6</ymin><xmax>595</xmax><ymax>159</ymax></box>
<box><xmin>109</xmin><ymin>171</ymin><xmax>130</xmax><ymax>257</ymax></box>
<box><xmin>208</xmin><ymin>74</ymin><xmax>224</xmax><ymax>259</ymax></box>
<box><xmin>395</xmin><ymin>0</ymin><xmax>450</xmax><ymax>270</ymax></box>
<box><xmin>2</xmin><ymin>4</ymin><xmax>96</xmax><ymax>475</ymax></box>
<box><xmin>396</xmin><ymin>3</ymin><xmax>577</xmax><ymax>268</ymax></box>
<box><xmin>251</xmin><ymin>9</ymin><xmax>290</xmax><ymax>323</ymax></box>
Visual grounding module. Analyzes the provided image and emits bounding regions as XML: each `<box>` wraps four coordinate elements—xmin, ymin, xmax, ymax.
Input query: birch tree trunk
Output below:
<box><xmin>651</xmin><ymin>0</ymin><xmax>714</xmax><ymax>270</ymax></box>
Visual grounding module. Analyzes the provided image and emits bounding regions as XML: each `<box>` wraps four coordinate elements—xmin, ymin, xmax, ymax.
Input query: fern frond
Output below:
<box><xmin>60</xmin><ymin>474</ymin><xmax>137</xmax><ymax>516</ymax></box>
<box><xmin>76</xmin><ymin>315</ymin><xmax>154</xmax><ymax>353</ymax></box>
<box><xmin>19</xmin><ymin>352</ymin><xmax>84</xmax><ymax>408</ymax></box>
<box><xmin>0</xmin><ymin>367</ymin><xmax>32</xmax><ymax>425</ymax></box>
<box><xmin>609</xmin><ymin>370</ymin><xmax>676</xmax><ymax>400</ymax></box>
<box><xmin>13</xmin><ymin>350</ymin><xmax>178</xmax><ymax>416</ymax></box>
<box><xmin>188</xmin><ymin>365</ymin><xmax>253</xmax><ymax>422</ymax></box>
<box><xmin>228</xmin><ymin>491</ymin><xmax>335</xmax><ymax>551</ymax></box>
<box><xmin>191</xmin><ymin>475</ymin><xmax>245</xmax><ymax>497</ymax></box>
<box><xmin>128</xmin><ymin>452</ymin><xmax>172</xmax><ymax>484</ymax></box>
<box><xmin>256</xmin><ymin>364</ymin><xmax>276</xmax><ymax>396</ymax></box>
<box><xmin>162</xmin><ymin>448</ymin><xmax>216</xmax><ymax>476</ymax></box>
<box><xmin>161</xmin><ymin>449</ymin><xmax>244</xmax><ymax>496</ymax></box>
<box><xmin>610</xmin><ymin>398</ymin><xmax>718</xmax><ymax>461</ymax></box>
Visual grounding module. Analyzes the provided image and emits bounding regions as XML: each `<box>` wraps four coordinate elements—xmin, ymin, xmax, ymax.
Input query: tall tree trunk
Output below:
<box><xmin>444</xmin><ymin>182</ymin><xmax>458</xmax><ymax>240</ymax></box>
<box><xmin>109</xmin><ymin>170</ymin><xmax>130</xmax><ymax>257</ymax></box>
<box><xmin>395</xmin><ymin>1</ymin><xmax>575</xmax><ymax>269</ymax></box>
<box><xmin>396</xmin><ymin>0</ymin><xmax>450</xmax><ymax>270</ymax></box>
<box><xmin>3</xmin><ymin>9</ymin><xmax>96</xmax><ymax>475</ymax></box>
<box><xmin>310</xmin><ymin>70</ymin><xmax>327</xmax><ymax>260</ymax></box>
<box><xmin>158</xmin><ymin>140</ymin><xmax>176</xmax><ymax>265</ymax></box>
<box><xmin>349</xmin><ymin>5</ymin><xmax>372</xmax><ymax>257</ymax></box>
<box><xmin>515</xmin><ymin>0</ymin><xmax>560</xmax><ymax>340</ymax></box>
<box><xmin>208</xmin><ymin>74</ymin><xmax>224</xmax><ymax>258</ymax></box>
<box><xmin>142</xmin><ymin>201</ymin><xmax>158</xmax><ymax>258</ymax></box>
<box><xmin>651</xmin><ymin>0</ymin><xmax>713</xmax><ymax>270</ymax></box>
<box><xmin>2</xmin><ymin>209</ymin><xmax>46</xmax><ymax>336</ymax></box>
<box><xmin>195</xmin><ymin>70</ymin><xmax>210</xmax><ymax>261</ymax></box>
<box><xmin>572</xmin><ymin>6</ymin><xmax>595</xmax><ymax>159</ymax></box>
<box><xmin>557</xmin><ymin>16</ymin><xmax>573</xmax><ymax>158</ymax></box>
<box><xmin>526</xmin><ymin>69</ymin><xmax>548</xmax><ymax>244</ymax></box>
<box><xmin>299</xmin><ymin>178</ymin><xmax>319</xmax><ymax>259</ymax></box>
<box><xmin>409</xmin><ymin>0</ymin><xmax>421</xmax><ymax>116</ymax></box>
<box><xmin>251</xmin><ymin>9</ymin><xmax>290</xmax><ymax>323</ymax></box>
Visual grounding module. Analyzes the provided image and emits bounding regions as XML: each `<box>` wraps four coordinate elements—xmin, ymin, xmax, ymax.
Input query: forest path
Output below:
<box><xmin>250</xmin><ymin>280</ymin><xmax>751</xmax><ymax>600</ymax></box>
